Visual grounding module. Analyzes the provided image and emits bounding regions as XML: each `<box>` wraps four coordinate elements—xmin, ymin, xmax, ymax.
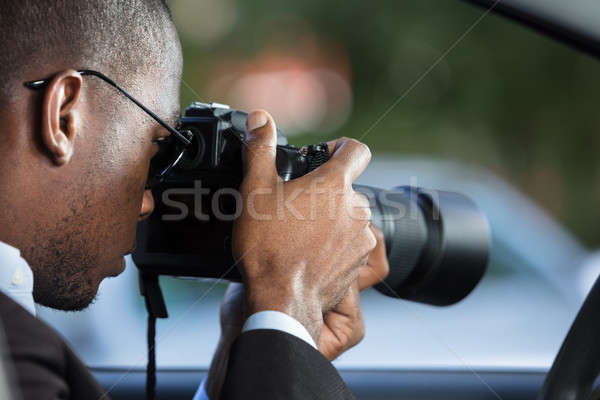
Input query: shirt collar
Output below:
<box><xmin>0</xmin><ymin>241</ymin><xmax>36</xmax><ymax>315</ymax></box>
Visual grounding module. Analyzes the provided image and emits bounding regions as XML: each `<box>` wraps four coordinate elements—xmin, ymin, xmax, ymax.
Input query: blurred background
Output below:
<box><xmin>175</xmin><ymin>0</ymin><xmax>600</xmax><ymax>245</ymax></box>
<box><xmin>39</xmin><ymin>0</ymin><xmax>600</xmax><ymax>372</ymax></box>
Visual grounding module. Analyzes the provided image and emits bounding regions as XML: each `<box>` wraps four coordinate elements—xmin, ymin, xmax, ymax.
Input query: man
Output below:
<box><xmin>0</xmin><ymin>1</ymin><xmax>387</xmax><ymax>399</ymax></box>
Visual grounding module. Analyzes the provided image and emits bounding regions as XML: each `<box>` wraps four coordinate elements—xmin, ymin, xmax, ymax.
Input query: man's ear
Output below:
<box><xmin>41</xmin><ymin>69</ymin><xmax>83</xmax><ymax>165</ymax></box>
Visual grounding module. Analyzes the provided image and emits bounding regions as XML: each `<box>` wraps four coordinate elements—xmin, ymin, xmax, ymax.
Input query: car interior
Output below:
<box><xmin>36</xmin><ymin>0</ymin><xmax>600</xmax><ymax>399</ymax></box>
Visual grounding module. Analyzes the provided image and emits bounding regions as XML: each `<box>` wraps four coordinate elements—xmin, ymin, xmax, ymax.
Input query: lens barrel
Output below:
<box><xmin>355</xmin><ymin>185</ymin><xmax>490</xmax><ymax>306</ymax></box>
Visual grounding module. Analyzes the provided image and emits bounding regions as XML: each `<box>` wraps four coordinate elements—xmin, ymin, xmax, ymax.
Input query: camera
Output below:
<box><xmin>133</xmin><ymin>102</ymin><xmax>490</xmax><ymax>306</ymax></box>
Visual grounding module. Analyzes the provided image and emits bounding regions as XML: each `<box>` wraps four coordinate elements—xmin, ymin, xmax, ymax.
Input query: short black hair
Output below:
<box><xmin>0</xmin><ymin>0</ymin><xmax>176</xmax><ymax>98</ymax></box>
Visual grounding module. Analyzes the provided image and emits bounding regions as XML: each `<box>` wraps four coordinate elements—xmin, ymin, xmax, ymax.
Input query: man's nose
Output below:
<box><xmin>139</xmin><ymin>189</ymin><xmax>155</xmax><ymax>221</ymax></box>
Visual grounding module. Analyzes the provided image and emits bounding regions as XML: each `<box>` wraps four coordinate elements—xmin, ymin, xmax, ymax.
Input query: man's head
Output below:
<box><xmin>0</xmin><ymin>1</ymin><xmax>182</xmax><ymax>310</ymax></box>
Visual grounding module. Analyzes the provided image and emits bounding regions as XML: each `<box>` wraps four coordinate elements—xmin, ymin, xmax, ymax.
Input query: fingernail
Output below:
<box><xmin>246</xmin><ymin>111</ymin><xmax>268</xmax><ymax>132</ymax></box>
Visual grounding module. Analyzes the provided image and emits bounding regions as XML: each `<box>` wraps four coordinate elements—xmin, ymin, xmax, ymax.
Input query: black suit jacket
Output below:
<box><xmin>0</xmin><ymin>292</ymin><xmax>354</xmax><ymax>399</ymax></box>
<box><xmin>222</xmin><ymin>329</ymin><xmax>354</xmax><ymax>399</ymax></box>
<box><xmin>0</xmin><ymin>291</ymin><xmax>106</xmax><ymax>400</ymax></box>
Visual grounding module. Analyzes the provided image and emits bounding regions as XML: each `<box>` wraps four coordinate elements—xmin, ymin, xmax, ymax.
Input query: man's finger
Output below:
<box><xmin>358</xmin><ymin>225</ymin><xmax>389</xmax><ymax>291</ymax></box>
<box><xmin>242</xmin><ymin>110</ymin><xmax>279</xmax><ymax>185</ymax></box>
<box><xmin>318</xmin><ymin>137</ymin><xmax>371</xmax><ymax>184</ymax></box>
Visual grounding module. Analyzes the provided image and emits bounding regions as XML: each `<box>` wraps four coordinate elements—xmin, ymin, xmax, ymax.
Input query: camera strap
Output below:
<box><xmin>139</xmin><ymin>272</ymin><xmax>169</xmax><ymax>400</ymax></box>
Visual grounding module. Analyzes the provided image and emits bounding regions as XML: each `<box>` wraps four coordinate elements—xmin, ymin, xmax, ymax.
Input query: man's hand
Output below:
<box><xmin>204</xmin><ymin>109</ymin><xmax>385</xmax><ymax>399</ymax></box>
<box><xmin>318</xmin><ymin>225</ymin><xmax>389</xmax><ymax>360</ymax></box>
<box><xmin>205</xmin><ymin>226</ymin><xmax>389</xmax><ymax>398</ymax></box>
<box><xmin>233</xmin><ymin>110</ymin><xmax>376</xmax><ymax>341</ymax></box>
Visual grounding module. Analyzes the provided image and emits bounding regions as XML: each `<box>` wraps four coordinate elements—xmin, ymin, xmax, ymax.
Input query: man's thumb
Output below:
<box><xmin>243</xmin><ymin>110</ymin><xmax>278</xmax><ymax>183</ymax></box>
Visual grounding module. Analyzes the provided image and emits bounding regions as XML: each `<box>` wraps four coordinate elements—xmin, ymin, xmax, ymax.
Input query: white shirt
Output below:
<box><xmin>0</xmin><ymin>242</ymin><xmax>35</xmax><ymax>315</ymax></box>
<box><xmin>0</xmin><ymin>241</ymin><xmax>316</xmax><ymax>400</ymax></box>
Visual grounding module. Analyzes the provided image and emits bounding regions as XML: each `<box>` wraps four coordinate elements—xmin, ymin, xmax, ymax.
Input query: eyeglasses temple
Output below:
<box><xmin>24</xmin><ymin>69</ymin><xmax>191</xmax><ymax>146</ymax></box>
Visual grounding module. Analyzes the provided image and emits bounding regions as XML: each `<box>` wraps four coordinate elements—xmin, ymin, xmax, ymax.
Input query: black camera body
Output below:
<box><xmin>133</xmin><ymin>102</ymin><xmax>331</xmax><ymax>280</ymax></box>
<box><xmin>133</xmin><ymin>102</ymin><xmax>490</xmax><ymax>306</ymax></box>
